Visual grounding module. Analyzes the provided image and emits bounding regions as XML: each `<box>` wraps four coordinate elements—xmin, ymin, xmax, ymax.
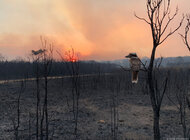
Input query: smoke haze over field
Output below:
<box><xmin>0</xmin><ymin>0</ymin><xmax>189</xmax><ymax>60</ymax></box>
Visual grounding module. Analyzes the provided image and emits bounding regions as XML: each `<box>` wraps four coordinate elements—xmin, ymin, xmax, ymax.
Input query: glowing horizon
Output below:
<box><xmin>0</xmin><ymin>0</ymin><xmax>189</xmax><ymax>61</ymax></box>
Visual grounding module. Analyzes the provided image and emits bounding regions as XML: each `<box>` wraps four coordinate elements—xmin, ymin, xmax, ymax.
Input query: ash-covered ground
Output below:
<box><xmin>0</xmin><ymin>72</ymin><xmax>189</xmax><ymax>140</ymax></box>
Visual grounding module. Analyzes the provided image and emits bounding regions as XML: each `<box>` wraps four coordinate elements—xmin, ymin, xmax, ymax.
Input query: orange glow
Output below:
<box><xmin>0</xmin><ymin>1</ymin><xmax>189</xmax><ymax>60</ymax></box>
<box><xmin>66</xmin><ymin>57</ymin><xmax>78</xmax><ymax>62</ymax></box>
<box><xmin>71</xmin><ymin>58</ymin><xmax>77</xmax><ymax>62</ymax></box>
<box><xmin>64</xmin><ymin>48</ymin><xmax>79</xmax><ymax>62</ymax></box>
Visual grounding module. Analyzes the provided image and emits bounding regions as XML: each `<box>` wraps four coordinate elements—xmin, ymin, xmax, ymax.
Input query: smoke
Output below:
<box><xmin>0</xmin><ymin>0</ymin><xmax>189</xmax><ymax>60</ymax></box>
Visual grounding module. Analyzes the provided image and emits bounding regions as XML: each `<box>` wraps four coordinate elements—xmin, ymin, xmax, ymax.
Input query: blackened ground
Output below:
<box><xmin>0</xmin><ymin>73</ymin><xmax>189</xmax><ymax>140</ymax></box>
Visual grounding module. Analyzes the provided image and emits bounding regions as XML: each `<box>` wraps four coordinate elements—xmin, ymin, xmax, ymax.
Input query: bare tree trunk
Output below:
<box><xmin>72</xmin><ymin>84</ymin><xmax>76</xmax><ymax>121</ymax></box>
<box><xmin>11</xmin><ymin>80</ymin><xmax>26</xmax><ymax>140</ymax></box>
<box><xmin>180</xmin><ymin>107</ymin><xmax>187</xmax><ymax>138</ymax></box>
<box><xmin>40</xmin><ymin>65</ymin><xmax>50</xmax><ymax>140</ymax></box>
<box><xmin>14</xmin><ymin>90</ymin><xmax>21</xmax><ymax>140</ymax></box>
<box><xmin>45</xmin><ymin>75</ymin><xmax>48</xmax><ymax>140</ymax></box>
<box><xmin>40</xmin><ymin>37</ymin><xmax>53</xmax><ymax>140</ymax></box>
<box><xmin>31</xmin><ymin>50</ymin><xmax>41</xmax><ymax>140</ymax></box>
<box><xmin>28</xmin><ymin>112</ymin><xmax>31</xmax><ymax>140</ymax></box>
<box><xmin>75</xmin><ymin>89</ymin><xmax>79</xmax><ymax>139</ymax></box>
<box><xmin>36</xmin><ymin>69</ymin><xmax>40</xmax><ymax>140</ymax></box>
<box><xmin>148</xmin><ymin>46</ymin><xmax>161</xmax><ymax>140</ymax></box>
<box><xmin>153</xmin><ymin>109</ymin><xmax>160</xmax><ymax>140</ymax></box>
<box><xmin>40</xmin><ymin>109</ymin><xmax>44</xmax><ymax>140</ymax></box>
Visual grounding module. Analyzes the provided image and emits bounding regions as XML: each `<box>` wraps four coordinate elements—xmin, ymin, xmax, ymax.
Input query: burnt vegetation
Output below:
<box><xmin>0</xmin><ymin>53</ymin><xmax>189</xmax><ymax>140</ymax></box>
<box><xmin>0</xmin><ymin>0</ymin><xmax>190</xmax><ymax>139</ymax></box>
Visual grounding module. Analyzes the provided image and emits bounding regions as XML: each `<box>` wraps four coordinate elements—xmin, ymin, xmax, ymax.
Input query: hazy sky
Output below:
<box><xmin>0</xmin><ymin>0</ymin><xmax>189</xmax><ymax>60</ymax></box>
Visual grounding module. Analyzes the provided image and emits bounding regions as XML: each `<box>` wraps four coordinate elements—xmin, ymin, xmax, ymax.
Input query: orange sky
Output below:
<box><xmin>0</xmin><ymin>0</ymin><xmax>189</xmax><ymax>60</ymax></box>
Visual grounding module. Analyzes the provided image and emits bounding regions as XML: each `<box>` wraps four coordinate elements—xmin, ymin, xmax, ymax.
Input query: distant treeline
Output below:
<box><xmin>0</xmin><ymin>60</ymin><xmax>117</xmax><ymax>80</ymax></box>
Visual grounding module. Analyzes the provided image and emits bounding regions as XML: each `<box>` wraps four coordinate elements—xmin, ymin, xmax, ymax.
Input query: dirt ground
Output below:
<box><xmin>0</xmin><ymin>75</ymin><xmax>188</xmax><ymax>140</ymax></box>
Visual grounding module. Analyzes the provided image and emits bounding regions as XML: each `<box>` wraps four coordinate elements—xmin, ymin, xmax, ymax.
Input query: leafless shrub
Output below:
<box><xmin>167</xmin><ymin>68</ymin><xmax>190</xmax><ymax>138</ymax></box>
<box><xmin>110</xmin><ymin>76</ymin><xmax>121</xmax><ymax>140</ymax></box>
<box><xmin>58</xmin><ymin>48</ymin><xmax>81</xmax><ymax>139</ymax></box>
<box><xmin>9</xmin><ymin>80</ymin><xmax>26</xmax><ymax>139</ymax></box>
<box><xmin>31</xmin><ymin>36</ymin><xmax>53</xmax><ymax>140</ymax></box>
<box><xmin>31</xmin><ymin>47</ymin><xmax>43</xmax><ymax>139</ymax></box>
<box><xmin>40</xmin><ymin>37</ymin><xmax>53</xmax><ymax>140</ymax></box>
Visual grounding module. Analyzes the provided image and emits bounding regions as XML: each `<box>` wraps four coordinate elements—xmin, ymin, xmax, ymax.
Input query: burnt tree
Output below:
<box><xmin>31</xmin><ymin>48</ymin><xmax>44</xmax><ymax>140</ymax></box>
<box><xmin>40</xmin><ymin>37</ymin><xmax>53</xmax><ymax>140</ymax></box>
<box><xmin>135</xmin><ymin>0</ymin><xmax>184</xmax><ymax>139</ymax></box>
